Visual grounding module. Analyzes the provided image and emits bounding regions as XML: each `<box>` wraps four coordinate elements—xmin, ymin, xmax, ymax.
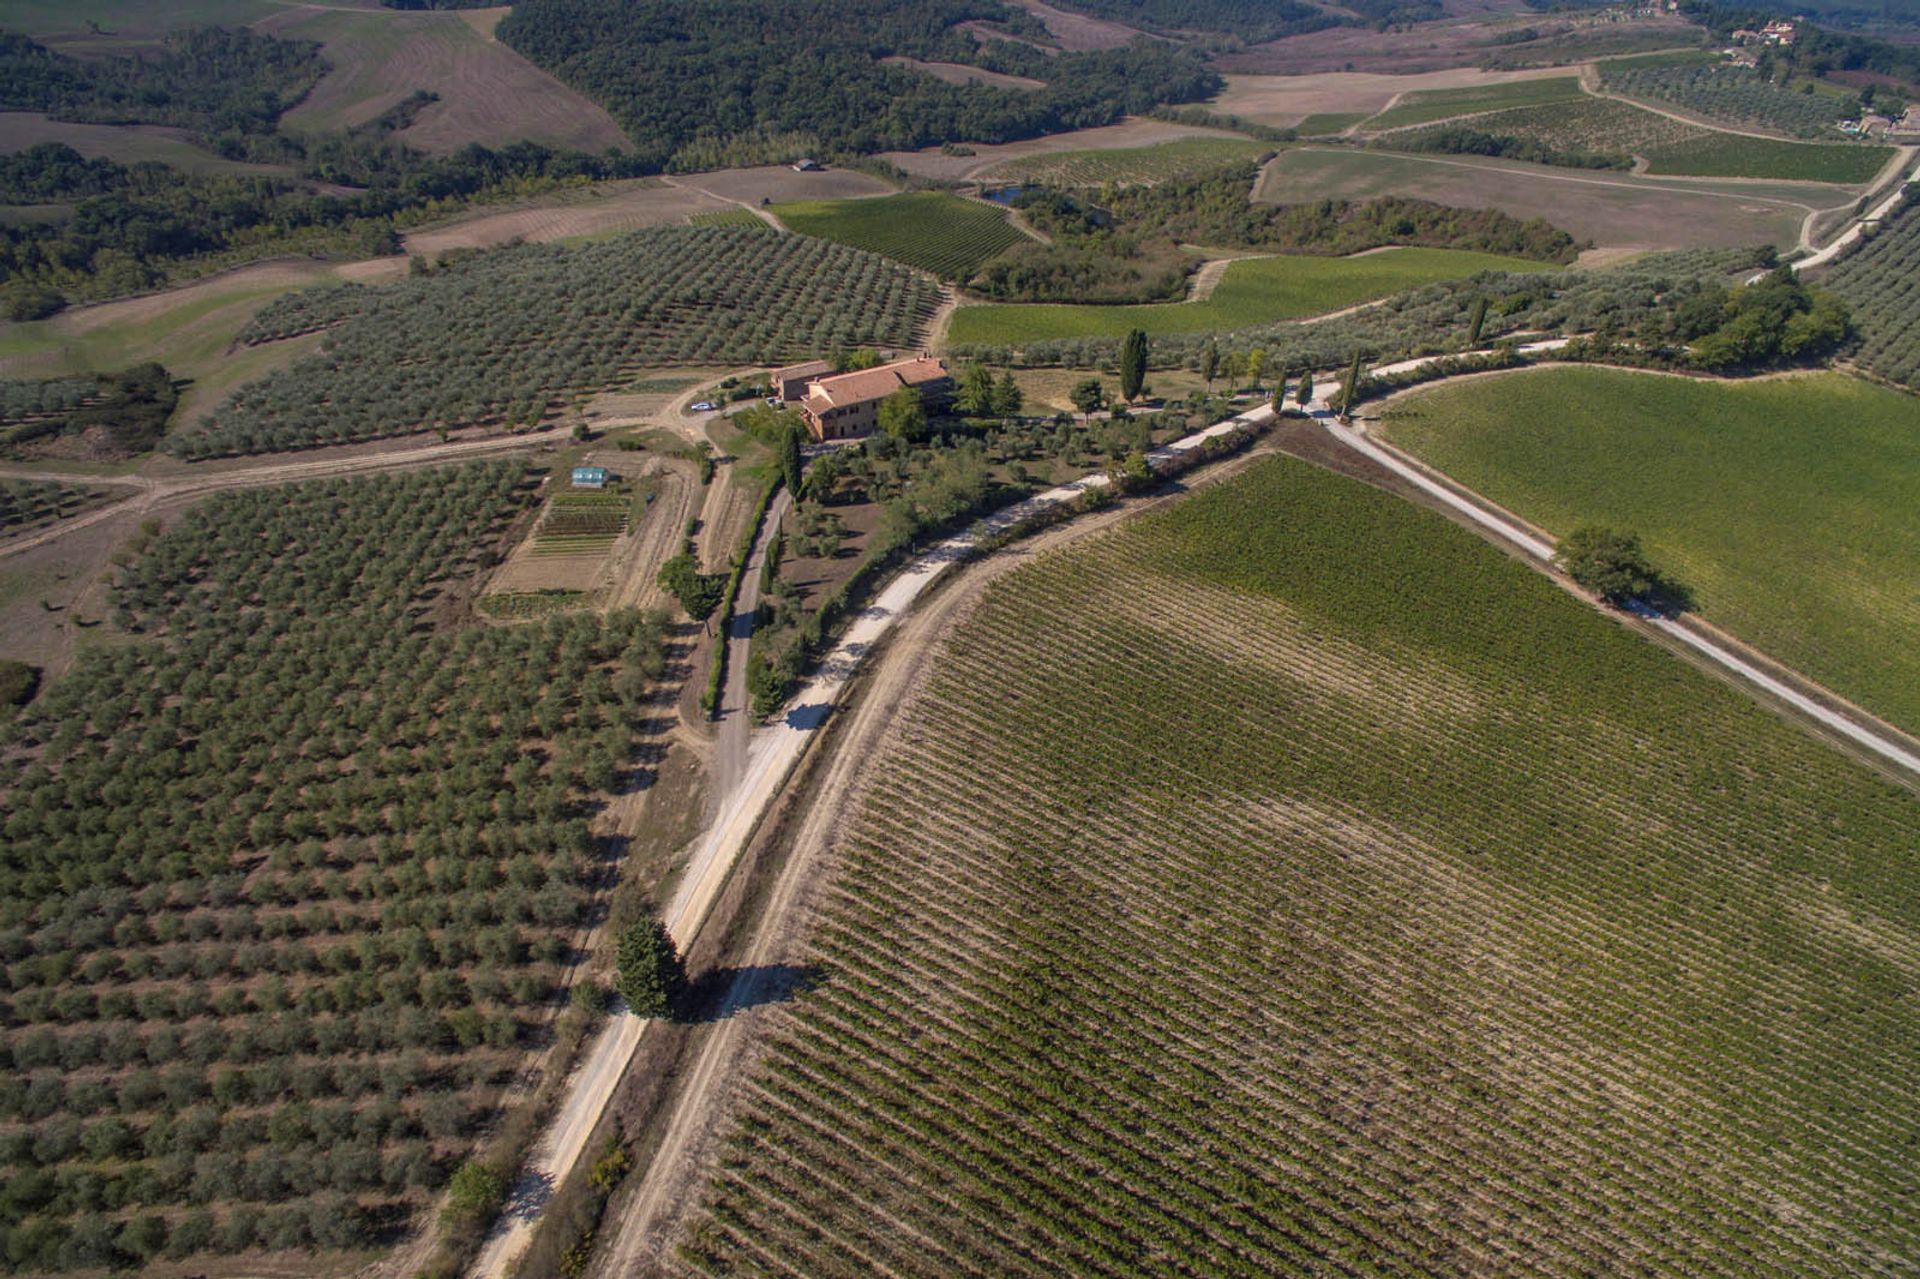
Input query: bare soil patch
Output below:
<box><xmin>1220</xmin><ymin>12</ymin><xmax>1695</xmax><ymax>74</ymax></box>
<box><xmin>258</xmin><ymin>5</ymin><xmax>630</xmax><ymax>153</ymax></box>
<box><xmin>402</xmin><ymin>180</ymin><xmax>732</xmax><ymax>256</ymax></box>
<box><xmin>1005</xmin><ymin>0</ymin><xmax>1155</xmax><ymax>50</ymax></box>
<box><xmin>883</xmin><ymin>117</ymin><xmax>1242</xmax><ymax>180</ymax></box>
<box><xmin>882</xmin><ymin>57</ymin><xmax>1045</xmax><ymax>90</ymax></box>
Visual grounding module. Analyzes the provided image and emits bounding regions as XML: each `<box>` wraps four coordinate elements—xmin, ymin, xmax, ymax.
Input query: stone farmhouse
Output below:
<box><xmin>777</xmin><ymin>356</ymin><xmax>953</xmax><ymax>442</ymax></box>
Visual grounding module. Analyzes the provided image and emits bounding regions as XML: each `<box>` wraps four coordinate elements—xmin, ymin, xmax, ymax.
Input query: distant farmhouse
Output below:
<box><xmin>775</xmin><ymin>356</ymin><xmax>952</xmax><ymax>441</ymax></box>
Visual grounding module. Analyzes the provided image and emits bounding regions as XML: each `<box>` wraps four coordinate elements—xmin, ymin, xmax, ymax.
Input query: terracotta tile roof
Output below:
<box><xmin>805</xmin><ymin>357</ymin><xmax>948</xmax><ymax>410</ymax></box>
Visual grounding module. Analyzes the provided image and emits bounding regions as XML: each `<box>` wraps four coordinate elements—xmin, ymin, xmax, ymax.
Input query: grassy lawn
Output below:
<box><xmin>1640</xmin><ymin>133</ymin><xmax>1893</xmax><ymax>183</ymax></box>
<box><xmin>1362</xmin><ymin>75</ymin><xmax>1587</xmax><ymax>130</ymax></box>
<box><xmin>946</xmin><ymin>247</ymin><xmax>1552</xmax><ymax>344</ymax></box>
<box><xmin>1378</xmin><ymin>366</ymin><xmax>1920</xmax><ymax>734</ymax></box>
<box><xmin>980</xmin><ymin>136</ymin><xmax>1274</xmax><ymax>186</ymax></box>
<box><xmin>773</xmin><ymin>191</ymin><xmax>1028</xmax><ymax>280</ymax></box>
<box><xmin>678</xmin><ymin>451</ymin><xmax>1920</xmax><ymax>1278</ymax></box>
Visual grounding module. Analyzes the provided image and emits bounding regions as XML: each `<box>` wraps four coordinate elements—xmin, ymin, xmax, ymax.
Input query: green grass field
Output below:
<box><xmin>946</xmin><ymin>247</ymin><xmax>1551</xmax><ymax>345</ymax></box>
<box><xmin>1379</xmin><ymin>367</ymin><xmax>1920</xmax><ymax>734</ymax></box>
<box><xmin>981</xmin><ymin>137</ymin><xmax>1274</xmax><ymax>186</ymax></box>
<box><xmin>2</xmin><ymin>0</ymin><xmax>287</xmax><ymax>40</ymax></box>
<box><xmin>1362</xmin><ymin>75</ymin><xmax>1588</xmax><ymax>130</ymax></box>
<box><xmin>1640</xmin><ymin>132</ymin><xmax>1892</xmax><ymax>183</ymax></box>
<box><xmin>675</xmin><ymin>453</ymin><xmax>1920</xmax><ymax>1279</ymax></box>
<box><xmin>0</xmin><ymin>264</ymin><xmax>349</xmax><ymax>429</ymax></box>
<box><xmin>1293</xmin><ymin>111</ymin><xmax>1367</xmax><ymax>136</ymax></box>
<box><xmin>773</xmin><ymin>191</ymin><xmax>1029</xmax><ymax>281</ymax></box>
<box><xmin>685</xmin><ymin>208</ymin><xmax>766</xmax><ymax>228</ymax></box>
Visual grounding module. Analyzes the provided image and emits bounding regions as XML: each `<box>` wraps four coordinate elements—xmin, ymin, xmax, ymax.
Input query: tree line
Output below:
<box><xmin>0</xmin><ymin>27</ymin><xmax>326</xmax><ymax>135</ymax></box>
<box><xmin>496</xmin><ymin>0</ymin><xmax>1223</xmax><ymax>171</ymax></box>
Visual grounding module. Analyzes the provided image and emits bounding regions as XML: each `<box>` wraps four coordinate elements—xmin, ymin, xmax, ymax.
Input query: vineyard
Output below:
<box><xmin>1599</xmin><ymin>62</ymin><xmax>1851</xmax><ymax>139</ymax></box>
<box><xmin>176</xmin><ymin>227</ymin><xmax>939</xmax><ymax>459</ymax></box>
<box><xmin>981</xmin><ymin>137</ymin><xmax>1274</xmax><ymax>187</ymax></box>
<box><xmin>1823</xmin><ymin>195</ymin><xmax>1920</xmax><ymax>389</ymax></box>
<box><xmin>1361</xmin><ymin>76</ymin><xmax>1588</xmax><ymax>130</ymax></box>
<box><xmin>1383</xmin><ymin>97</ymin><xmax>1892</xmax><ymax>183</ymax></box>
<box><xmin>0</xmin><ymin>478</ymin><xmax>122</xmax><ymax>536</ymax></box>
<box><xmin>684</xmin><ymin>209</ymin><xmax>766</xmax><ymax>228</ymax></box>
<box><xmin>0</xmin><ymin>464</ymin><xmax>671</xmax><ymax>1271</ymax></box>
<box><xmin>1379</xmin><ymin>366</ymin><xmax>1920</xmax><ymax>736</ymax></box>
<box><xmin>672</xmin><ymin>455</ymin><xmax>1920</xmax><ymax>1279</ymax></box>
<box><xmin>946</xmin><ymin>247</ymin><xmax>1553</xmax><ymax>344</ymax></box>
<box><xmin>772</xmin><ymin>193</ymin><xmax>1029</xmax><ymax>281</ymax></box>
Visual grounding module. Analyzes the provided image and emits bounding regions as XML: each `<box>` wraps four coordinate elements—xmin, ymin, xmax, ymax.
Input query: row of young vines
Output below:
<box><xmin>671</xmin><ymin>456</ymin><xmax>1920</xmax><ymax>1279</ymax></box>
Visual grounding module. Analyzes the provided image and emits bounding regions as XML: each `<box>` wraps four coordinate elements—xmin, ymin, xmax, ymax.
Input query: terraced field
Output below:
<box><xmin>672</xmin><ymin>454</ymin><xmax>1920</xmax><ymax>1279</ymax></box>
<box><xmin>773</xmin><ymin>192</ymin><xmax>1029</xmax><ymax>281</ymax></box>
<box><xmin>946</xmin><ymin>247</ymin><xmax>1552</xmax><ymax>344</ymax></box>
<box><xmin>1379</xmin><ymin>367</ymin><xmax>1920</xmax><ymax>736</ymax></box>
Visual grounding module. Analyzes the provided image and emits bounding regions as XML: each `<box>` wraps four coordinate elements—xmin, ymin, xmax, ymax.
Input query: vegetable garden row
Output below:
<box><xmin>175</xmin><ymin>227</ymin><xmax>940</xmax><ymax>459</ymax></box>
<box><xmin>0</xmin><ymin>464</ymin><xmax>672</xmax><ymax>1271</ymax></box>
<box><xmin>673</xmin><ymin>457</ymin><xmax>1920</xmax><ymax>1279</ymax></box>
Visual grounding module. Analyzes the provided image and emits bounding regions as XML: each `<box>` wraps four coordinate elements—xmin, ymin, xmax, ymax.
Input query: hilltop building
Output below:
<box><xmin>798</xmin><ymin>356</ymin><xmax>951</xmax><ymax>441</ymax></box>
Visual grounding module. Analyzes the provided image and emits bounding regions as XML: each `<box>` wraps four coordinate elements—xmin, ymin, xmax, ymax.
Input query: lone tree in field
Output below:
<box><xmin>1119</xmin><ymin>329</ymin><xmax>1148</xmax><ymax>403</ymax></box>
<box><xmin>878</xmin><ymin>386</ymin><xmax>927</xmax><ymax>442</ymax></box>
<box><xmin>779</xmin><ymin>423</ymin><xmax>803</xmax><ymax>494</ymax></box>
<box><xmin>1070</xmin><ymin>377</ymin><xmax>1106</xmax><ymax>416</ymax></box>
<box><xmin>1200</xmin><ymin>338</ymin><xmax>1218</xmax><ymax>388</ymax></box>
<box><xmin>1295</xmin><ymin>367</ymin><xmax>1314</xmax><ymax>407</ymax></box>
<box><xmin>617</xmin><ymin>918</ymin><xmax>688</xmax><ymax>1020</ymax></box>
<box><xmin>1555</xmin><ymin>526</ymin><xmax>1660</xmax><ymax>604</ymax></box>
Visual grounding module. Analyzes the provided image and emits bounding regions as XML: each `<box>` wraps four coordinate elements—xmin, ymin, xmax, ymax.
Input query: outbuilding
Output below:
<box><xmin>571</xmin><ymin>466</ymin><xmax>609</xmax><ymax>489</ymax></box>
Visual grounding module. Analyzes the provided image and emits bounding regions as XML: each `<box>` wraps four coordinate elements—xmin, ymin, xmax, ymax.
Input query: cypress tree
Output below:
<box><xmin>1468</xmin><ymin>295</ymin><xmax>1489</xmax><ymax>346</ymax></box>
<box><xmin>779</xmin><ymin>423</ymin><xmax>802</xmax><ymax>494</ymax></box>
<box><xmin>616</xmin><ymin>919</ymin><xmax>687</xmax><ymax>1020</ymax></box>
<box><xmin>1296</xmin><ymin>367</ymin><xmax>1314</xmax><ymax>407</ymax></box>
<box><xmin>1340</xmin><ymin>351</ymin><xmax>1365</xmax><ymax>418</ymax></box>
<box><xmin>1119</xmin><ymin>329</ymin><xmax>1148</xmax><ymax>403</ymax></box>
<box><xmin>1199</xmin><ymin>337</ymin><xmax>1219</xmax><ymax>388</ymax></box>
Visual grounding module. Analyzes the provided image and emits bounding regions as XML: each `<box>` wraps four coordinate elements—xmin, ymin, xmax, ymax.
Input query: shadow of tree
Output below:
<box><xmin>681</xmin><ymin>963</ymin><xmax>825</xmax><ymax>1024</ymax></box>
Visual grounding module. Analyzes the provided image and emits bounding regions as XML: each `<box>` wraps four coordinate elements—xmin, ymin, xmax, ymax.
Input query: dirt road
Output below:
<box><xmin>713</xmin><ymin>490</ymin><xmax>792</xmax><ymax>801</ymax></box>
<box><xmin>1795</xmin><ymin>148</ymin><xmax>1920</xmax><ymax>269</ymax></box>
<box><xmin>462</xmin><ymin>405</ymin><xmax>1279</xmax><ymax>1279</ymax></box>
<box><xmin>0</xmin><ymin>428</ymin><xmax>565</xmax><ymax>560</ymax></box>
